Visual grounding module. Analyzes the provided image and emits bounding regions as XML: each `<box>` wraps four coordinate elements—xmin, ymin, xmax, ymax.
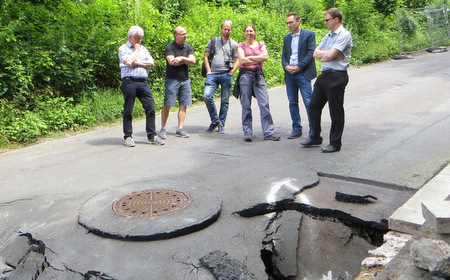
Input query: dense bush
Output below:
<box><xmin>1</xmin><ymin>96</ymin><xmax>94</xmax><ymax>143</ymax></box>
<box><xmin>340</xmin><ymin>0</ymin><xmax>378</xmax><ymax>37</ymax></box>
<box><xmin>0</xmin><ymin>0</ymin><xmax>447</xmax><ymax>149</ymax></box>
<box><xmin>374</xmin><ymin>0</ymin><xmax>399</xmax><ymax>16</ymax></box>
<box><xmin>402</xmin><ymin>0</ymin><xmax>431</xmax><ymax>8</ymax></box>
<box><xmin>265</xmin><ymin>0</ymin><xmax>325</xmax><ymax>28</ymax></box>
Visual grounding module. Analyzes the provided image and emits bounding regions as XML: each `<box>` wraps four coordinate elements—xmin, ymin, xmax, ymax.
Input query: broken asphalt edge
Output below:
<box><xmin>77</xmin><ymin>182</ymin><xmax>222</xmax><ymax>241</ymax></box>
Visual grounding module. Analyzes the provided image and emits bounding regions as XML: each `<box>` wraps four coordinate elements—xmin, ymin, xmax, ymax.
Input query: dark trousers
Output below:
<box><xmin>309</xmin><ymin>71</ymin><xmax>349</xmax><ymax>147</ymax></box>
<box><xmin>120</xmin><ymin>79</ymin><xmax>156</xmax><ymax>139</ymax></box>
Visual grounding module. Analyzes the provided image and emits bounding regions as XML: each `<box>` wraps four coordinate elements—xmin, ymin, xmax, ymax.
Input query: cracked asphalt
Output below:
<box><xmin>1</xmin><ymin>50</ymin><xmax>449</xmax><ymax>279</ymax></box>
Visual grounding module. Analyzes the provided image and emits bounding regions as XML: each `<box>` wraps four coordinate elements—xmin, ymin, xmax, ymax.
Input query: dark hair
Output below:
<box><xmin>287</xmin><ymin>12</ymin><xmax>300</xmax><ymax>21</ymax></box>
<box><xmin>244</xmin><ymin>24</ymin><xmax>256</xmax><ymax>32</ymax></box>
<box><xmin>325</xmin><ymin>8</ymin><xmax>343</xmax><ymax>22</ymax></box>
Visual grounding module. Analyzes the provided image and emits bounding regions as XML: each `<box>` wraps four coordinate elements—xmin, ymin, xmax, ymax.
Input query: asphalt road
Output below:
<box><xmin>0</xmin><ymin>50</ymin><xmax>449</xmax><ymax>279</ymax></box>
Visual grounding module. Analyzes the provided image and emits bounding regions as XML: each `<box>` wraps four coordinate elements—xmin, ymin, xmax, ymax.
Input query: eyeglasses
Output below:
<box><xmin>176</xmin><ymin>32</ymin><xmax>187</xmax><ymax>36</ymax></box>
<box><xmin>324</xmin><ymin>18</ymin><xmax>334</xmax><ymax>22</ymax></box>
<box><xmin>286</xmin><ymin>20</ymin><xmax>295</xmax><ymax>25</ymax></box>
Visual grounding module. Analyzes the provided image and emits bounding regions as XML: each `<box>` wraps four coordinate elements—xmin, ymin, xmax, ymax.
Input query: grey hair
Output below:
<box><xmin>221</xmin><ymin>20</ymin><xmax>233</xmax><ymax>28</ymax></box>
<box><xmin>128</xmin><ymin>26</ymin><xmax>144</xmax><ymax>38</ymax></box>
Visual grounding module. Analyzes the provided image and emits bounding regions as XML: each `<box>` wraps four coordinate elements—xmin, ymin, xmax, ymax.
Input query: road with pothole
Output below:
<box><xmin>0</xmin><ymin>50</ymin><xmax>449</xmax><ymax>279</ymax></box>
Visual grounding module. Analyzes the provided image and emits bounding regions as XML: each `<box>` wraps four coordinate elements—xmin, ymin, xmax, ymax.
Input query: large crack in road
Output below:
<box><xmin>234</xmin><ymin>174</ymin><xmax>414</xmax><ymax>280</ymax></box>
<box><xmin>0</xmin><ymin>233</ymin><xmax>116</xmax><ymax>280</ymax></box>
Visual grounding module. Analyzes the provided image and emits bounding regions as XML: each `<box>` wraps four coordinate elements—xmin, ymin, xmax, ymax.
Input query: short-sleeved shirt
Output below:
<box><xmin>238</xmin><ymin>41</ymin><xmax>265</xmax><ymax>70</ymax></box>
<box><xmin>165</xmin><ymin>41</ymin><xmax>194</xmax><ymax>81</ymax></box>
<box><xmin>318</xmin><ymin>25</ymin><xmax>353</xmax><ymax>71</ymax></box>
<box><xmin>205</xmin><ymin>37</ymin><xmax>238</xmax><ymax>73</ymax></box>
<box><xmin>118</xmin><ymin>41</ymin><xmax>152</xmax><ymax>79</ymax></box>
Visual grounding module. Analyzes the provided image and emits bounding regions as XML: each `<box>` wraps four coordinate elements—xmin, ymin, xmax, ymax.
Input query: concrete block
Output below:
<box><xmin>389</xmin><ymin>207</ymin><xmax>424</xmax><ymax>234</ymax></box>
<box><xmin>389</xmin><ymin>165</ymin><xmax>450</xmax><ymax>234</ymax></box>
<box><xmin>422</xmin><ymin>201</ymin><xmax>450</xmax><ymax>234</ymax></box>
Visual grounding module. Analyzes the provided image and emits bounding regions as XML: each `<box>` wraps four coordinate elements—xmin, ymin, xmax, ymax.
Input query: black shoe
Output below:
<box><xmin>287</xmin><ymin>128</ymin><xmax>302</xmax><ymax>139</ymax></box>
<box><xmin>321</xmin><ymin>144</ymin><xmax>341</xmax><ymax>153</ymax></box>
<box><xmin>206</xmin><ymin>122</ymin><xmax>221</xmax><ymax>133</ymax></box>
<box><xmin>300</xmin><ymin>138</ymin><xmax>322</xmax><ymax>146</ymax></box>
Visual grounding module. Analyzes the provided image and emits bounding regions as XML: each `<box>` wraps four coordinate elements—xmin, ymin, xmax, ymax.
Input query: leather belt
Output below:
<box><xmin>322</xmin><ymin>70</ymin><xmax>347</xmax><ymax>74</ymax></box>
<box><xmin>122</xmin><ymin>77</ymin><xmax>147</xmax><ymax>82</ymax></box>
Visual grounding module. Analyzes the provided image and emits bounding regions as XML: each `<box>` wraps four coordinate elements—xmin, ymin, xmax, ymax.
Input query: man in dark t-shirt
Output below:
<box><xmin>160</xmin><ymin>26</ymin><xmax>196</xmax><ymax>139</ymax></box>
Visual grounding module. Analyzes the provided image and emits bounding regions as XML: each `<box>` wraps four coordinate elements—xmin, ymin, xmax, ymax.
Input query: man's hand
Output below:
<box><xmin>171</xmin><ymin>57</ymin><xmax>183</xmax><ymax>66</ymax></box>
<box><xmin>167</xmin><ymin>54</ymin><xmax>195</xmax><ymax>66</ymax></box>
<box><xmin>314</xmin><ymin>47</ymin><xmax>344</xmax><ymax>62</ymax></box>
<box><xmin>128</xmin><ymin>43</ymin><xmax>142</xmax><ymax>67</ymax></box>
<box><xmin>285</xmin><ymin>65</ymin><xmax>301</xmax><ymax>74</ymax></box>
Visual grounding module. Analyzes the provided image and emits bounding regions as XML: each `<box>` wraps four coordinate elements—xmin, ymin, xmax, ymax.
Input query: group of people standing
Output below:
<box><xmin>118</xmin><ymin>7</ymin><xmax>352</xmax><ymax>153</ymax></box>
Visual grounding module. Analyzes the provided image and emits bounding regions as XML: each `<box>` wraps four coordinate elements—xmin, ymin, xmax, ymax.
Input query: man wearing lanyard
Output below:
<box><xmin>203</xmin><ymin>20</ymin><xmax>239</xmax><ymax>134</ymax></box>
<box><xmin>282</xmin><ymin>12</ymin><xmax>317</xmax><ymax>139</ymax></box>
<box><xmin>301</xmin><ymin>8</ymin><xmax>353</xmax><ymax>153</ymax></box>
<box><xmin>118</xmin><ymin>26</ymin><xmax>165</xmax><ymax>147</ymax></box>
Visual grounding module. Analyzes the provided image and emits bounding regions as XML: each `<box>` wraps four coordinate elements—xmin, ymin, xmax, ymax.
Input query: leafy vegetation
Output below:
<box><xmin>0</xmin><ymin>0</ymin><xmax>447</xmax><ymax>150</ymax></box>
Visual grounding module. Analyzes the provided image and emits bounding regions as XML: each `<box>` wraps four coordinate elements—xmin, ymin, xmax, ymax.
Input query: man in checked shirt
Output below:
<box><xmin>118</xmin><ymin>26</ymin><xmax>165</xmax><ymax>147</ymax></box>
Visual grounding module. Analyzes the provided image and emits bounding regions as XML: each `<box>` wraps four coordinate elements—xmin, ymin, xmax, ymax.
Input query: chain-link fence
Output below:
<box><xmin>397</xmin><ymin>4</ymin><xmax>449</xmax><ymax>54</ymax></box>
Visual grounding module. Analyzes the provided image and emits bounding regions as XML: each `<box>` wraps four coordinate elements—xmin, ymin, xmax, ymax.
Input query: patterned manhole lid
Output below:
<box><xmin>113</xmin><ymin>189</ymin><xmax>190</xmax><ymax>218</ymax></box>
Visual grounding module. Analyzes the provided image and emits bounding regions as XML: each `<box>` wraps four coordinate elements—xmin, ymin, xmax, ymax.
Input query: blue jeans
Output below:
<box><xmin>239</xmin><ymin>73</ymin><xmax>274</xmax><ymax>137</ymax></box>
<box><xmin>285</xmin><ymin>72</ymin><xmax>312</xmax><ymax>133</ymax></box>
<box><xmin>203</xmin><ymin>73</ymin><xmax>233</xmax><ymax>125</ymax></box>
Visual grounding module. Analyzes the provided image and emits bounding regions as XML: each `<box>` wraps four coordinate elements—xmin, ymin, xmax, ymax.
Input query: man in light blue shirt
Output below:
<box><xmin>301</xmin><ymin>8</ymin><xmax>352</xmax><ymax>153</ymax></box>
<box><xmin>118</xmin><ymin>26</ymin><xmax>164</xmax><ymax>147</ymax></box>
<box><xmin>282</xmin><ymin>12</ymin><xmax>317</xmax><ymax>139</ymax></box>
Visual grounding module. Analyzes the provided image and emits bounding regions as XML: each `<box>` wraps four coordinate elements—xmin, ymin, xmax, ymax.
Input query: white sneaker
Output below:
<box><xmin>175</xmin><ymin>128</ymin><xmax>189</xmax><ymax>138</ymax></box>
<box><xmin>124</xmin><ymin>137</ymin><xmax>135</xmax><ymax>147</ymax></box>
<box><xmin>148</xmin><ymin>136</ymin><xmax>165</xmax><ymax>145</ymax></box>
<box><xmin>160</xmin><ymin>128</ymin><xmax>167</xmax><ymax>139</ymax></box>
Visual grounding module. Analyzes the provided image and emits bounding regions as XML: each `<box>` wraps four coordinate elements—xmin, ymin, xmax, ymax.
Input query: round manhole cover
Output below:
<box><xmin>113</xmin><ymin>189</ymin><xmax>190</xmax><ymax>218</ymax></box>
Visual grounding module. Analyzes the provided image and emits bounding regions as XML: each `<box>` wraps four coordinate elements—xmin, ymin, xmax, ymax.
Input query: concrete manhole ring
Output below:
<box><xmin>78</xmin><ymin>182</ymin><xmax>222</xmax><ymax>241</ymax></box>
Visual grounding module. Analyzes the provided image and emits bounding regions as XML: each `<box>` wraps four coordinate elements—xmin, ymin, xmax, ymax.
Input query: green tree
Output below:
<box><xmin>265</xmin><ymin>0</ymin><xmax>324</xmax><ymax>27</ymax></box>
<box><xmin>374</xmin><ymin>0</ymin><xmax>399</xmax><ymax>16</ymax></box>
<box><xmin>339</xmin><ymin>0</ymin><xmax>379</xmax><ymax>37</ymax></box>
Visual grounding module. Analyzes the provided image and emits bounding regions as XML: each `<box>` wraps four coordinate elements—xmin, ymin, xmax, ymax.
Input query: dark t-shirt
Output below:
<box><xmin>165</xmin><ymin>41</ymin><xmax>194</xmax><ymax>81</ymax></box>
